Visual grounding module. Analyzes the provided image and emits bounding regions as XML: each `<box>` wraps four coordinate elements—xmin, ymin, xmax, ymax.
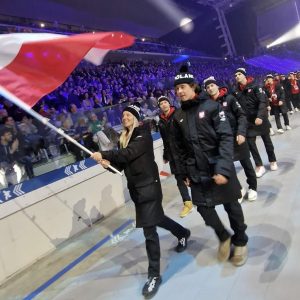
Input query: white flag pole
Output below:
<box><xmin>0</xmin><ymin>86</ymin><xmax>123</xmax><ymax>176</ymax></box>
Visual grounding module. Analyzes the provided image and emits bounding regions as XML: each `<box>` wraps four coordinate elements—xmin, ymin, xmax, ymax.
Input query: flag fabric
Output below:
<box><xmin>160</xmin><ymin>170</ymin><xmax>171</xmax><ymax>177</ymax></box>
<box><xmin>0</xmin><ymin>32</ymin><xmax>134</xmax><ymax>107</ymax></box>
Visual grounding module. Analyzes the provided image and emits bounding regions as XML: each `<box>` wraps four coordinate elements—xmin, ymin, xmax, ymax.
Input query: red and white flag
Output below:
<box><xmin>0</xmin><ymin>32</ymin><xmax>134</xmax><ymax>107</ymax></box>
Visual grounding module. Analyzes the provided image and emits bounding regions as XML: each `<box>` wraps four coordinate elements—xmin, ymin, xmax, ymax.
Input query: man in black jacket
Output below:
<box><xmin>233</xmin><ymin>68</ymin><xmax>278</xmax><ymax>178</ymax></box>
<box><xmin>172</xmin><ymin>66</ymin><xmax>248</xmax><ymax>266</ymax></box>
<box><xmin>0</xmin><ymin>129</ymin><xmax>16</xmax><ymax>176</ymax></box>
<box><xmin>204</xmin><ymin>76</ymin><xmax>257</xmax><ymax>202</ymax></box>
<box><xmin>0</xmin><ymin>125</ymin><xmax>34</xmax><ymax>180</ymax></box>
<box><xmin>287</xmin><ymin>72</ymin><xmax>300</xmax><ymax>111</ymax></box>
<box><xmin>157</xmin><ymin>96</ymin><xmax>193</xmax><ymax>217</ymax></box>
<box><xmin>264</xmin><ymin>74</ymin><xmax>291</xmax><ymax>133</ymax></box>
<box><xmin>280</xmin><ymin>74</ymin><xmax>293</xmax><ymax>114</ymax></box>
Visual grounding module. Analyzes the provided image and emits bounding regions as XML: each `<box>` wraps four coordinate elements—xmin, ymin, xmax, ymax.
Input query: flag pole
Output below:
<box><xmin>0</xmin><ymin>86</ymin><xmax>123</xmax><ymax>176</ymax></box>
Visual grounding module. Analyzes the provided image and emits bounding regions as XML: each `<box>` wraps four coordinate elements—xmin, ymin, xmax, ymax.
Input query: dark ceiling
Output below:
<box><xmin>0</xmin><ymin>0</ymin><xmax>297</xmax><ymax>56</ymax></box>
<box><xmin>0</xmin><ymin>0</ymin><xmax>290</xmax><ymax>38</ymax></box>
<box><xmin>0</xmin><ymin>0</ymin><xmax>202</xmax><ymax>37</ymax></box>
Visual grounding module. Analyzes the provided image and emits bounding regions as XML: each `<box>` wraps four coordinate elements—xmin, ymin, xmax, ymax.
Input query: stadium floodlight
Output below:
<box><xmin>267</xmin><ymin>22</ymin><xmax>300</xmax><ymax>48</ymax></box>
<box><xmin>149</xmin><ymin>0</ymin><xmax>194</xmax><ymax>33</ymax></box>
<box><xmin>180</xmin><ymin>18</ymin><xmax>194</xmax><ymax>33</ymax></box>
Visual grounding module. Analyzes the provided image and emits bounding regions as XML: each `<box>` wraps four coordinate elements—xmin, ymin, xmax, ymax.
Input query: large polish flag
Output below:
<box><xmin>0</xmin><ymin>32</ymin><xmax>134</xmax><ymax>107</ymax></box>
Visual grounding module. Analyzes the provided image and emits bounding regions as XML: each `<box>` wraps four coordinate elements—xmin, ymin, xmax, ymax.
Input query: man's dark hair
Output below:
<box><xmin>0</xmin><ymin>127</ymin><xmax>12</xmax><ymax>138</ymax></box>
<box><xmin>1</xmin><ymin>116</ymin><xmax>9</xmax><ymax>124</ymax></box>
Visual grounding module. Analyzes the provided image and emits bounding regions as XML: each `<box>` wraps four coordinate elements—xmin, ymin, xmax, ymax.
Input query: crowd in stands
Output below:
<box><xmin>0</xmin><ymin>20</ymin><xmax>298</xmax><ymax>190</ymax></box>
<box><xmin>40</xmin><ymin>59</ymin><xmax>271</xmax><ymax>112</ymax></box>
<box><xmin>0</xmin><ymin>57</ymin><xmax>276</xmax><ymax>189</ymax></box>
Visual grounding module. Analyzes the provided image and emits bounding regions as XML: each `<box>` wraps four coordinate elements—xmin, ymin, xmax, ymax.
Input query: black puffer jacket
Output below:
<box><xmin>157</xmin><ymin>106</ymin><xmax>178</xmax><ymax>174</ymax></box>
<box><xmin>171</xmin><ymin>93</ymin><xmax>241</xmax><ymax>206</ymax></box>
<box><xmin>214</xmin><ymin>88</ymin><xmax>247</xmax><ymax>137</ymax></box>
<box><xmin>233</xmin><ymin>77</ymin><xmax>269</xmax><ymax>137</ymax></box>
<box><xmin>101</xmin><ymin>126</ymin><xmax>165</xmax><ymax>227</ymax></box>
<box><xmin>213</xmin><ymin>87</ymin><xmax>249</xmax><ymax>161</ymax></box>
<box><xmin>281</xmin><ymin>79</ymin><xmax>291</xmax><ymax>99</ymax></box>
<box><xmin>263</xmin><ymin>82</ymin><xmax>288</xmax><ymax>114</ymax></box>
<box><xmin>101</xmin><ymin>126</ymin><xmax>160</xmax><ymax>192</ymax></box>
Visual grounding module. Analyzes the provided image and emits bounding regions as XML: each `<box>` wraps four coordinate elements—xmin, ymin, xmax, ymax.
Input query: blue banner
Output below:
<box><xmin>0</xmin><ymin>132</ymin><xmax>161</xmax><ymax>203</ymax></box>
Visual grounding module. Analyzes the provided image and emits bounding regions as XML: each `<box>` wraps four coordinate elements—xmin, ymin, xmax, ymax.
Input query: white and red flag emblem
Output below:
<box><xmin>0</xmin><ymin>32</ymin><xmax>134</xmax><ymax>176</ymax></box>
<box><xmin>0</xmin><ymin>32</ymin><xmax>134</xmax><ymax>107</ymax></box>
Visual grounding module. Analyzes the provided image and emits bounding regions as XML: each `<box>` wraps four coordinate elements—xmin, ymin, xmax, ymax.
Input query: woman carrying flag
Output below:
<box><xmin>91</xmin><ymin>104</ymin><xmax>190</xmax><ymax>298</ymax></box>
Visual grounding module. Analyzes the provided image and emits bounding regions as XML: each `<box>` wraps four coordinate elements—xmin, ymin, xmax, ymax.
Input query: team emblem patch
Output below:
<box><xmin>199</xmin><ymin>111</ymin><xmax>205</xmax><ymax>119</ymax></box>
<box><xmin>223</xmin><ymin>102</ymin><xmax>227</xmax><ymax>107</ymax></box>
<box><xmin>219</xmin><ymin>111</ymin><xmax>226</xmax><ymax>121</ymax></box>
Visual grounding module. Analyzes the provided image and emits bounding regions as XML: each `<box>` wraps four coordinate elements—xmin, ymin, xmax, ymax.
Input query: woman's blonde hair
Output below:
<box><xmin>119</xmin><ymin>116</ymin><xmax>140</xmax><ymax>148</ymax></box>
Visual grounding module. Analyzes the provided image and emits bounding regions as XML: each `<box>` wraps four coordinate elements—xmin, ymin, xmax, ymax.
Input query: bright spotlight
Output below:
<box><xmin>180</xmin><ymin>17</ymin><xmax>194</xmax><ymax>33</ymax></box>
<box><xmin>150</xmin><ymin>0</ymin><xmax>193</xmax><ymax>33</ymax></box>
<box><xmin>267</xmin><ymin>23</ymin><xmax>300</xmax><ymax>48</ymax></box>
<box><xmin>40</xmin><ymin>23</ymin><xmax>45</xmax><ymax>28</ymax></box>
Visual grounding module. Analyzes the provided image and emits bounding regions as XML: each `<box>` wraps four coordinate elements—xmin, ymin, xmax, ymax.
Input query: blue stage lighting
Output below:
<box><xmin>173</xmin><ymin>55</ymin><xmax>189</xmax><ymax>63</ymax></box>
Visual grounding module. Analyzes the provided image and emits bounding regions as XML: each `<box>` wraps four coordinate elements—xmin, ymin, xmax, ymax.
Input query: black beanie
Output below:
<box><xmin>235</xmin><ymin>68</ymin><xmax>247</xmax><ymax>76</ymax></box>
<box><xmin>157</xmin><ymin>96</ymin><xmax>170</xmax><ymax>106</ymax></box>
<box><xmin>123</xmin><ymin>104</ymin><xmax>141</xmax><ymax>121</ymax></box>
<box><xmin>203</xmin><ymin>76</ymin><xmax>218</xmax><ymax>88</ymax></box>
<box><xmin>174</xmin><ymin>65</ymin><xmax>195</xmax><ymax>86</ymax></box>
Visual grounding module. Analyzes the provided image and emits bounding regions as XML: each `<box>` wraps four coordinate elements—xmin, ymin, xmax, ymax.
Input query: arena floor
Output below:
<box><xmin>1</xmin><ymin>113</ymin><xmax>300</xmax><ymax>300</ymax></box>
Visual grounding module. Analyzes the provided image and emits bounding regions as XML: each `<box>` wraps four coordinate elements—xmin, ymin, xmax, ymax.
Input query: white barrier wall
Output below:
<box><xmin>0</xmin><ymin>139</ymin><xmax>164</xmax><ymax>284</ymax></box>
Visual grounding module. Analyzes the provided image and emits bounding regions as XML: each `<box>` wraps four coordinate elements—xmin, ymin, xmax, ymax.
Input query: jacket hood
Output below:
<box><xmin>209</xmin><ymin>87</ymin><xmax>228</xmax><ymax>100</ymax></box>
<box><xmin>218</xmin><ymin>87</ymin><xmax>228</xmax><ymax>98</ymax></box>
<box><xmin>239</xmin><ymin>76</ymin><xmax>255</xmax><ymax>91</ymax></box>
<box><xmin>160</xmin><ymin>106</ymin><xmax>176</xmax><ymax>121</ymax></box>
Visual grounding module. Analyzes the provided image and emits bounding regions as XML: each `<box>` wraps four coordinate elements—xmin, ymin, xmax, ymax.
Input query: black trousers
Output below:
<box><xmin>247</xmin><ymin>134</ymin><xmax>276</xmax><ymax>167</ymax></box>
<box><xmin>239</xmin><ymin>157</ymin><xmax>257</xmax><ymax>190</ymax></box>
<box><xmin>274</xmin><ymin>111</ymin><xmax>289</xmax><ymax>129</ymax></box>
<box><xmin>143</xmin><ymin>215</ymin><xmax>187</xmax><ymax>277</ymax></box>
<box><xmin>285</xmin><ymin>96</ymin><xmax>293</xmax><ymax>111</ymax></box>
<box><xmin>291</xmin><ymin>94</ymin><xmax>300</xmax><ymax>109</ymax></box>
<box><xmin>17</xmin><ymin>156</ymin><xmax>34</xmax><ymax>178</ymax></box>
<box><xmin>197</xmin><ymin>201</ymin><xmax>248</xmax><ymax>246</ymax></box>
<box><xmin>175</xmin><ymin>174</ymin><xmax>191</xmax><ymax>202</ymax></box>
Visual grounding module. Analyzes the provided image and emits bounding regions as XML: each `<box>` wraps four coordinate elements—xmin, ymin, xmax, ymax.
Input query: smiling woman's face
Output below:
<box><xmin>122</xmin><ymin>111</ymin><xmax>135</xmax><ymax>129</ymax></box>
